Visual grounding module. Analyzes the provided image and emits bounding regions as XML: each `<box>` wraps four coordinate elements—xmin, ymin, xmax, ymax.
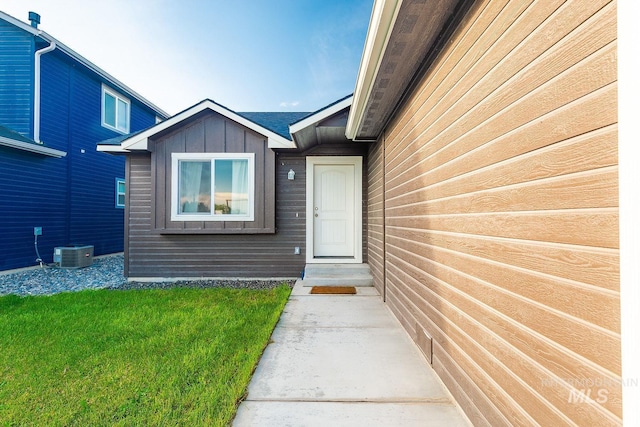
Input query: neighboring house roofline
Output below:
<box><xmin>0</xmin><ymin>10</ymin><xmax>169</xmax><ymax>120</ymax></box>
<box><xmin>97</xmin><ymin>99</ymin><xmax>297</xmax><ymax>153</ymax></box>
<box><xmin>0</xmin><ymin>124</ymin><xmax>66</xmax><ymax>158</ymax></box>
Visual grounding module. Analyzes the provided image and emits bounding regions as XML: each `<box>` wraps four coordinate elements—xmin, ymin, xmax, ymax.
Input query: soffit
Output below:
<box><xmin>351</xmin><ymin>0</ymin><xmax>468</xmax><ymax>140</ymax></box>
<box><xmin>290</xmin><ymin>95</ymin><xmax>353</xmax><ymax>151</ymax></box>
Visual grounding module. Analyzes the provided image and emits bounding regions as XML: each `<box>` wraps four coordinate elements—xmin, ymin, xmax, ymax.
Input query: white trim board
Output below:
<box><xmin>289</xmin><ymin>95</ymin><xmax>353</xmax><ymax>134</ymax></box>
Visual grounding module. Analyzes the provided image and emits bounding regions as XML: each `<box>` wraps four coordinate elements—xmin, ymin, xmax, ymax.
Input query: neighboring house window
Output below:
<box><xmin>102</xmin><ymin>85</ymin><xmax>130</xmax><ymax>133</ymax></box>
<box><xmin>116</xmin><ymin>178</ymin><xmax>126</xmax><ymax>208</ymax></box>
<box><xmin>171</xmin><ymin>153</ymin><xmax>255</xmax><ymax>222</ymax></box>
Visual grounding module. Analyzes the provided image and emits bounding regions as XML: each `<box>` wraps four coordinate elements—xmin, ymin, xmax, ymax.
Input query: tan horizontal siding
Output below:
<box><xmin>385</xmin><ymin>125</ymin><xmax>617</xmax><ymax>208</ymax></box>
<box><xmin>386</xmin><ymin>231</ymin><xmax>619</xmax><ymax>333</ymax></box>
<box><xmin>385</xmin><ymin>209</ymin><xmax>618</xmax><ymax>249</ymax></box>
<box><xmin>432</xmin><ymin>341</ymin><xmax>498</xmax><ymax>427</ymax></box>
<box><xmin>386</xmin><ymin>264</ymin><xmax>620</xmax><ymax>425</ymax></box>
<box><xmin>367</xmin><ymin>142</ymin><xmax>385</xmax><ymax>295</ymax></box>
<box><xmin>372</xmin><ymin>0</ymin><xmax>620</xmax><ymax>425</ymax></box>
<box><xmin>385</xmin><ymin>83</ymin><xmax>617</xmax><ymax>201</ymax></box>
<box><xmin>387</xmin><ymin>167</ymin><xmax>617</xmax><ymax>215</ymax></box>
<box><xmin>386</xmin><ymin>0</ymin><xmax>614</xmax><ymax>166</ymax></box>
<box><xmin>383</xmin><ymin>229</ymin><xmax>618</xmax><ymax>292</ymax></box>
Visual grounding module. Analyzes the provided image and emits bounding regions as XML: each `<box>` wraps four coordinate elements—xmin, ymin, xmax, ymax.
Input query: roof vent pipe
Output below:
<box><xmin>28</xmin><ymin>11</ymin><xmax>40</xmax><ymax>28</ymax></box>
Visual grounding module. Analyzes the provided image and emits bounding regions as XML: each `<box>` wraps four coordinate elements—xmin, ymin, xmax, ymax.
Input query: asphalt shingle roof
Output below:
<box><xmin>97</xmin><ymin>129</ymin><xmax>146</xmax><ymax>146</ymax></box>
<box><xmin>239</xmin><ymin>112</ymin><xmax>310</xmax><ymax>139</ymax></box>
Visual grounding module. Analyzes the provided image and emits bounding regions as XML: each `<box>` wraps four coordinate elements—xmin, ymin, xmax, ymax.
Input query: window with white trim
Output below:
<box><xmin>171</xmin><ymin>153</ymin><xmax>255</xmax><ymax>222</ymax></box>
<box><xmin>116</xmin><ymin>178</ymin><xmax>125</xmax><ymax>208</ymax></box>
<box><xmin>102</xmin><ymin>85</ymin><xmax>130</xmax><ymax>133</ymax></box>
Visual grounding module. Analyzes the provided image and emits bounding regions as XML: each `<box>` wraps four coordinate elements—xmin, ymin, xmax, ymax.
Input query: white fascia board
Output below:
<box><xmin>289</xmin><ymin>96</ymin><xmax>353</xmax><ymax>135</ymax></box>
<box><xmin>0</xmin><ymin>136</ymin><xmax>67</xmax><ymax>158</ymax></box>
<box><xmin>0</xmin><ymin>11</ymin><xmax>169</xmax><ymax>119</ymax></box>
<box><xmin>345</xmin><ymin>0</ymin><xmax>403</xmax><ymax>140</ymax></box>
<box><xmin>267</xmin><ymin>136</ymin><xmax>296</xmax><ymax>149</ymax></box>
<box><xmin>43</xmin><ymin>35</ymin><xmax>170</xmax><ymax>119</ymax></box>
<box><xmin>96</xmin><ymin>144</ymin><xmax>130</xmax><ymax>153</ymax></box>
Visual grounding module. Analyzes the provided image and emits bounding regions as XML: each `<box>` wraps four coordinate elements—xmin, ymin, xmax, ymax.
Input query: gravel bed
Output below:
<box><xmin>0</xmin><ymin>254</ymin><xmax>295</xmax><ymax>296</ymax></box>
<box><xmin>113</xmin><ymin>279</ymin><xmax>295</xmax><ymax>291</ymax></box>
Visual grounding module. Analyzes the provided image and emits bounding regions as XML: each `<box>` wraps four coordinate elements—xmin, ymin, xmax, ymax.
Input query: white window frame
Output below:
<box><xmin>115</xmin><ymin>178</ymin><xmax>125</xmax><ymax>208</ymax></box>
<box><xmin>170</xmin><ymin>153</ymin><xmax>255</xmax><ymax>222</ymax></box>
<box><xmin>101</xmin><ymin>85</ymin><xmax>130</xmax><ymax>134</ymax></box>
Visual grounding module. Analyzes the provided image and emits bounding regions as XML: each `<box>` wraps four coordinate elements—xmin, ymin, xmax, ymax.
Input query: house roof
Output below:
<box><xmin>0</xmin><ymin>10</ymin><xmax>169</xmax><ymax>120</ymax></box>
<box><xmin>0</xmin><ymin>124</ymin><xmax>66</xmax><ymax>157</ymax></box>
<box><xmin>98</xmin><ymin>99</ymin><xmax>302</xmax><ymax>153</ymax></box>
<box><xmin>239</xmin><ymin>112</ymin><xmax>310</xmax><ymax>140</ymax></box>
<box><xmin>289</xmin><ymin>95</ymin><xmax>353</xmax><ymax>151</ymax></box>
<box><xmin>95</xmin><ymin>129</ymin><xmax>146</xmax><ymax>147</ymax></box>
<box><xmin>345</xmin><ymin>0</ymin><xmax>474</xmax><ymax>140</ymax></box>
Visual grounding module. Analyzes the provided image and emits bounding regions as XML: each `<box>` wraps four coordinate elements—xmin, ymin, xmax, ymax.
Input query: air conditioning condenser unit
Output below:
<box><xmin>53</xmin><ymin>245</ymin><xmax>94</xmax><ymax>268</ymax></box>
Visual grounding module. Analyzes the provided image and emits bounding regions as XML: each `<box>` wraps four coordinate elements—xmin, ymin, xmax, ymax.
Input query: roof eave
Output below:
<box><xmin>0</xmin><ymin>136</ymin><xmax>67</xmax><ymax>158</ymax></box>
<box><xmin>345</xmin><ymin>0</ymin><xmax>403</xmax><ymax>140</ymax></box>
<box><xmin>290</xmin><ymin>95</ymin><xmax>353</xmax><ymax>135</ymax></box>
<box><xmin>0</xmin><ymin>11</ymin><xmax>169</xmax><ymax>119</ymax></box>
<box><xmin>96</xmin><ymin>144</ymin><xmax>130</xmax><ymax>154</ymax></box>
<box><xmin>42</xmin><ymin>34</ymin><xmax>170</xmax><ymax>119</ymax></box>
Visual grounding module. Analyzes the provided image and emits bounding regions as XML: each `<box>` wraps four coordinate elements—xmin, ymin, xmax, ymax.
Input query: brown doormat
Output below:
<box><xmin>310</xmin><ymin>286</ymin><xmax>357</xmax><ymax>295</ymax></box>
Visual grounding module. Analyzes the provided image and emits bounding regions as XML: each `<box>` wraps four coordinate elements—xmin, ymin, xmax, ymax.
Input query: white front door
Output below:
<box><xmin>306</xmin><ymin>156</ymin><xmax>362</xmax><ymax>263</ymax></box>
<box><xmin>314</xmin><ymin>164</ymin><xmax>354</xmax><ymax>256</ymax></box>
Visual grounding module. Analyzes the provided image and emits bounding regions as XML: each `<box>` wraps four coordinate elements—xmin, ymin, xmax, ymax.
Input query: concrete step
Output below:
<box><xmin>304</xmin><ymin>263</ymin><xmax>372</xmax><ymax>277</ymax></box>
<box><xmin>302</xmin><ymin>263</ymin><xmax>373</xmax><ymax>287</ymax></box>
<box><xmin>300</xmin><ymin>277</ymin><xmax>374</xmax><ymax>287</ymax></box>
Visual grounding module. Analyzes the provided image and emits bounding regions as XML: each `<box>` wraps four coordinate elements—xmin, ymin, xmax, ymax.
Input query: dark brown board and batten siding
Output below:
<box><xmin>369</xmin><ymin>0</ymin><xmax>620</xmax><ymax>426</ymax></box>
<box><xmin>150</xmin><ymin>111</ymin><xmax>275</xmax><ymax>234</ymax></box>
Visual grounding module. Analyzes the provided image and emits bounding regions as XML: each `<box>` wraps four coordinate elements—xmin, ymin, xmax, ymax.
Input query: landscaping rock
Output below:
<box><xmin>0</xmin><ymin>254</ymin><xmax>294</xmax><ymax>296</ymax></box>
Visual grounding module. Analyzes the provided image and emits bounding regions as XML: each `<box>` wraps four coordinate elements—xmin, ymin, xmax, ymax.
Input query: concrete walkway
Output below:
<box><xmin>233</xmin><ymin>281</ymin><xmax>471</xmax><ymax>426</ymax></box>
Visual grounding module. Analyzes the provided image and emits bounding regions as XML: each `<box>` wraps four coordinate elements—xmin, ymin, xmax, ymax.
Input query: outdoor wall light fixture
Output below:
<box><xmin>288</xmin><ymin>169</ymin><xmax>295</xmax><ymax>180</ymax></box>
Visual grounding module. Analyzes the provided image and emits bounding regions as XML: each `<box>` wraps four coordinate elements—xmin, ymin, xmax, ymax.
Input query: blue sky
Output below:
<box><xmin>1</xmin><ymin>0</ymin><xmax>372</xmax><ymax>115</ymax></box>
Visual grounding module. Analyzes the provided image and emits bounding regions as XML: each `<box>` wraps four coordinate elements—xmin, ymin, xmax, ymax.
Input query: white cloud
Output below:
<box><xmin>279</xmin><ymin>101</ymin><xmax>301</xmax><ymax>108</ymax></box>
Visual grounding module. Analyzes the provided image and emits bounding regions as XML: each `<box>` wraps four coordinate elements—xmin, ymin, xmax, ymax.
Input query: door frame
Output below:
<box><xmin>306</xmin><ymin>156</ymin><xmax>362</xmax><ymax>264</ymax></box>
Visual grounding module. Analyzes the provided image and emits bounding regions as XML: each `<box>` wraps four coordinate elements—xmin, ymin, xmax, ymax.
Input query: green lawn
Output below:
<box><xmin>0</xmin><ymin>286</ymin><xmax>291</xmax><ymax>426</ymax></box>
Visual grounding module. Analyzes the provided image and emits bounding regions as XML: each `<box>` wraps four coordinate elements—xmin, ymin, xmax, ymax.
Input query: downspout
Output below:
<box><xmin>33</xmin><ymin>39</ymin><xmax>56</xmax><ymax>142</ymax></box>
